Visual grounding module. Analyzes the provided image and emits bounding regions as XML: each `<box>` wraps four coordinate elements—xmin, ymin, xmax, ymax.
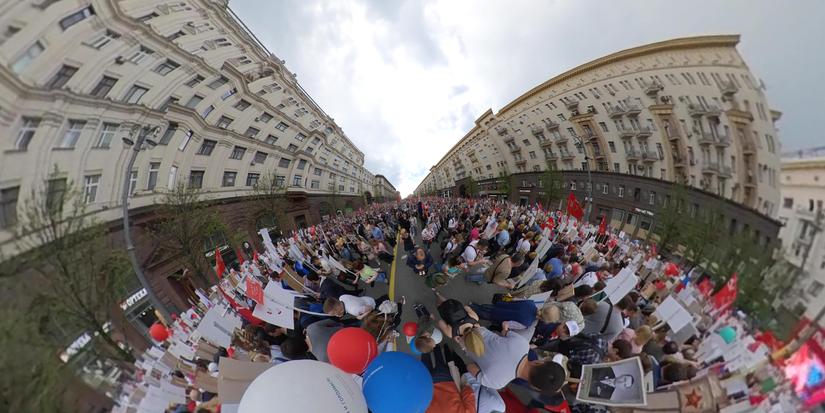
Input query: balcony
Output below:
<box><xmin>744</xmin><ymin>174</ymin><xmax>756</xmax><ymax>188</ymax></box>
<box><xmin>515</xmin><ymin>159</ymin><xmax>527</xmax><ymax>167</ymax></box>
<box><xmin>625</xmin><ymin>104</ymin><xmax>642</xmax><ymax>116</ymax></box>
<box><xmin>635</xmin><ymin>126</ymin><xmax>653</xmax><ymax>138</ymax></box>
<box><xmin>565</xmin><ymin>98</ymin><xmax>579</xmax><ymax>110</ymax></box>
<box><xmin>510</xmin><ymin>146</ymin><xmax>521</xmax><ymax>154</ymax></box>
<box><xmin>555</xmin><ymin>134</ymin><xmax>569</xmax><ymax>144</ymax></box>
<box><xmin>701</xmin><ymin>162</ymin><xmax>719</xmax><ymax>174</ymax></box>
<box><xmin>705</xmin><ymin>105</ymin><xmax>722</xmax><ymax>118</ymax></box>
<box><xmin>641</xmin><ymin>149</ymin><xmax>660</xmax><ymax>162</ymax></box>
<box><xmin>625</xmin><ymin>148</ymin><xmax>640</xmax><ymax>161</ymax></box>
<box><xmin>643</xmin><ymin>81</ymin><xmax>664</xmax><ymax>97</ymax></box>
<box><xmin>687</xmin><ymin>103</ymin><xmax>706</xmax><ymax>117</ymax></box>
<box><xmin>607</xmin><ymin>105</ymin><xmax>624</xmax><ymax>118</ymax></box>
<box><xmin>495</xmin><ymin>126</ymin><xmax>508</xmax><ymax>136</ymax></box>
<box><xmin>585</xmin><ymin>133</ymin><xmax>599</xmax><ymax>142</ymax></box>
<box><xmin>673</xmin><ymin>156</ymin><xmax>687</xmax><ymax>168</ymax></box>
<box><xmin>718</xmin><ymin>165</ymin><xmax>732</xmax><ymax>178</ymax></box>
<box><xmin>743</xmin><ymin>142</ymin><xmax>756</xmax><ymax>155</ymax></box>
<box><xmin>531</xmin><ymin>125</ymin><xmax>544</xmax><ymax>136</ymax></box>
<box><xmin>545</xmin><ymin>151</ymin><xmax>558</xmax><ymax>160</ymax></box>
<box><xmin>544</xmin><ymin>120</ymin><xmax>560</xmax><ymax>130</ymax></box>
<box><xmin>593</xmin><ymin>150</ymin><xmax>607</xmax><ymax>160</ymax></box>
<box><xmin>504</xmin><ymin>135</ymin><xmax>515</xmax><ymax>144</ymax></box>
<box><xmin>720</xmin><ymin>81</ymin><xmax>738</xmax><ymax>97</ymax></box>
<box><xmin>560</xmin><ymin>151</ymin><xmax>575</xmax><ymax>160</ymax></box>
<box><xmin>715</xmin><ymin>134</ymin><xmax>731</xmax><ymax>147</ymax></box>
<box><xmin>666</xmin><ymin>131</ymin><xmax>681</xmax><ymax>142</ymax></box>
<box><xmin>540</xmin><ymin>139</ymin><xmax>555</xmax><ymax>148</ymax></box>
<box><xmin>618</xmin><ymin>127</ymin><xmax>636</xmax><ymax>138</ymax></box>
<box><xmin>697</xmin><ymin>132</ymin><xmax>716</xmax><ymax>146</ymax></box>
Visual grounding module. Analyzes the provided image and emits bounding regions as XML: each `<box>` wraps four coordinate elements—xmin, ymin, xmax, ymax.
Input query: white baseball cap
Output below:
<box><xmin>565</xmin><ymin>320</ymin><xmax>581</xmax><ymax>337</ymax></box>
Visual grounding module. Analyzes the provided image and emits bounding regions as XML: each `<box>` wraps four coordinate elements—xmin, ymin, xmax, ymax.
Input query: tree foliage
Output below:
<box><xmin>152</xmin><ymin>182</ymin><xmax>226</xmax><ymax>284</ymax></box>
<box><xmin>497</xmin><ymin>171</ymin><xmax>512</xmax><ymax>201</ymax></box>
<box><xmin>464</xmin><ymin>175</ymin><xmax>479</xmax><ymax>198</ymax></box>
<box><xmin>539</xmin><ymin>166</ymin><xmax>563</xmax><ymax>208</ymax></box>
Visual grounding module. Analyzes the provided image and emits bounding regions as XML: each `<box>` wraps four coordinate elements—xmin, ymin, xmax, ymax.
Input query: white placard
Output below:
<box><xmin>528</xmin><ymin>291</ymin><xmax>553</xmax><ymax>308</ymax></box>
<box><xmin>655</xmin><ymin>296</ymin><xmax>693</xmax><ymax>333</ymax></box>
<box><xmin>250</xmin><ymin>282</ymin><xmax>298</xmax><ymax>329</ymax></box>
<box><xmin>167</xmin><ymin>340</ymin><xmax>196</xmax><ymax>360</ymax></box>
<box><xmin>196</xmin><ymin>303</ymin><xmax>242</xmax><ymax>348</ymax></box>
<box><xmin>602</xmin><ymin>267</ymin><xmax>638</xmax><ymax>304</ymax></box>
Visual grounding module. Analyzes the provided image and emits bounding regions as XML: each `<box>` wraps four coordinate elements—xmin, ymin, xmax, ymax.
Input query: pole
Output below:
<box><xmin>572</xmin><ymin>135</ymin><xmax>594</xmax><ymax>222</ymax></box>
<box><xmin>121</xmin><ymin>127</ymin><xmax>171</xmax><ymax>321</ymax></box>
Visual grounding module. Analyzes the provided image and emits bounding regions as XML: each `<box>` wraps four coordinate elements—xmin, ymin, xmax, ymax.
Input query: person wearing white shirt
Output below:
<box><xmin>325</xmin><ymin>294</ymin><xmax>375</xmax><ymax>319</ymax></box>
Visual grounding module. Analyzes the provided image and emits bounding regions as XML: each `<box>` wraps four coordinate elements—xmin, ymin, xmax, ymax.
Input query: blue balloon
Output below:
<box><xmin>362</xmin><ymin>351</ymin><xmax>433</xmax><ymax>413</ymax></box>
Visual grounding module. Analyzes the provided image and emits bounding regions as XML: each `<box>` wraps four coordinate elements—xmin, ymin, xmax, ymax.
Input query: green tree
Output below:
<box><xmin>152</xmin><ymin>182</ymin><xmax>226</xmax><ymax>284</ymax></box>
<box><xmin>3</xmin><ymin>172</ymin><xmax>135</xmax><ymax>364</ymax></box>
<box><xmin>252</xmin><ymin>169</ymin><xmax>287</xmax><ymax>227</ymax></box>
<box><xmin>464</xmin><ymin>176</ymin><xmax>479</xmax><ymax>198</ymax></box>
<box><xmin>539</xmin><ymin>165</ymin><xmax>563</xmax><ymax>208</ymax></box>
<box><xmin>652</xmin><ymin>185</ymin><xmax>690</xmax><ymax>254</ymax></box>
<box><xmin>681</xmin><ymin>206</ymin><xmax>724</xmax><ymax>270</ymax></box>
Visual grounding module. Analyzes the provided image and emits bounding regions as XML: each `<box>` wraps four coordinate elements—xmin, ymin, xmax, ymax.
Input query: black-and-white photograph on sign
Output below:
<box><xmin>576</xmin><ymin>357</ymin><xmax>647</xmax><ymax>407</ymax></box>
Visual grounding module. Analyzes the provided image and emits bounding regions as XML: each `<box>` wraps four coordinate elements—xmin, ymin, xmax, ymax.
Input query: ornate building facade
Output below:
<box><xmin>415</xmin><ymin>35</ymin><xmax>782</xmax><ymax>246</ymax></box>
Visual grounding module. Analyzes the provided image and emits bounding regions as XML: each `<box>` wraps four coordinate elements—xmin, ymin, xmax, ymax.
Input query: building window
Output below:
<box><xmin>123</xmin><ymin>85</ymin><xmax>149</xmax><ymax>104</ymax></box>
<box><xmin>11</xmin><ymin>41</ymin><xmax>45</xmax><ymax>74</ymax></box>
<box><xmin>278</xmin><ymin>158</ymin><xmax>291</xmax><ymax>168</ymax></box>
<box><xmin>287</xmin><ymin>144</ymin><xmax>298</xmax><ymax>152</ymax></box>
<box><xmin>233</xmin><ymin>99</ymin><xmax>250</xmax><ymax>111</ymax></box>
<box><xmin>570</xmin><ymin>181</ymin><xmax>576</xmax><ymax>190</ymax></box>
<box><xmin>295</xmin><ymin>133</ymin><xmax>307</xmax><ymax>142</ymax></box>
<box><xmin>158</xmin><ymin>96</ymin><xmax>178</xmax><ymax>112</ymax></box>
<box><xmin>14</xmin><ymin>117</ymin><xmax>40</xmax><ymax>151</ymax></box>
<box><xmin>188</xmin><ymin>170</ymin><xmax>204</xmax><ymax>189</ymax></box>
<box><xmin>185</xmin><ymin>75</ymin><xmax>204</xmax><ymax>87</ymax></box>
<box><xmin>229</xmin><ymin>146</ymin><xmax>246</xmax><ymax>160</ymax></box>
<box><xmin>297</xmin><ymin>159</ymin><xmax>307</xmax><ymax>170</ymax></box>
<box><xmin>147</xmin><ymin>162</ymin><xmax>160</xmax><ymax>190</ymax></box>
<box><xmin>292</xmin><ymin>175</ymin><xmax>303</xmax><ymax>187</ymax></box>
<box><xmin>244</xmin><ymin>127</ymin><xmax>260</xmax><ymax>138</ymax></box>
<box><xmin>83</xmin><ymin>174</ymin><xmax>100</xmax><ymax>203</ymax></box>
<box><xmin>197</xmin><ymin>139</ymin><xmax>216</xmax><ymax>156</ymax></box>
<box><xmin>608</xmin><ymin>141</ymin><xmax>616</xmax><ymax>153</ymax></box>
<box><xmin>783</xmin><ymin>197</ymin><xmax>793</xmax><ymax>209</ymax></box>
<box><xmin>215</xmin><ymin>116</ymin><xmax>233</xmax><ymax>129</ymax></box>
<box><xmin>89</xmin><ymin>75</ymin><xmax>118</xmax><ymax>98</ymax></box>
<box><xmin>87</xmin><ymin>29</ymin><xmax>119</xmax><ymax>49</ymax></box>
<box><xmin>201</xmin><ymin>105</ymin><xmax>214</xmax><ymax>119</ymax></box>
<box><xmin>94</xmin><ymin>122</ymin><xmax>118</xmax><ymax>148</ymax></box>
<box><xmin>275</xmin><ymin>175</ymin><xmax>286</xmax><ymax>187</ymax></box>
<box><xmin>59</xmin><ymin>6</ymin><xmax>94</xmax><ymax>31</ymax></box>
<box><xmin>128</xmin><ymin>170</ymin><xmax>138</xmax><ymax>196</ymax></box>
<box><xmin>207</xmin><ymin>76</ymin><xmax>228</xmax><ymax>89</ymax></box>
<box><xmin>246</xmin><ymin>173</ymin><xmax>260</xmax><ymax>187</ymax></box>
<box><xmin>59</xmin><ymin>120</ymin><xmax>86</xmax><ymax>149</ymax></box>
<box><xmin>153</xmin><ymin>59</ymin><xmax>179</xmax><ymax>75</ymax></box>
<box><xmin>275</xmin><ymin>122</ymin><xmax>289</xmax><ymax>131</ymax></box>
<box><xmin>46</xmin><ymin>178</ymin><xmax>67</xmax><ymax>212</ymax></box>
<box><xmin>127</xmin><ymin>46</ymin><xmax>154</xmax><ymax>64</ymax></box>
<box><xmin>222</xmin><ymin>171</ymin><xmax>236</xmax><ymax>187</ymax></box>
<box><xmin>264</xmin><ymin>135</ymin><xmax>278</xmax><ymax>145</ymax></box>
<box><xmin>158</xmin><ymin>122</ymin><xmax>177</xmax><ymax>145</ymax></box>
<box><xmin>618</xmin><ymin>185</ymin><xmax>625</xmax><ymax>198</ymax></box>
<box><xmin>167</xmin><ymin>166</ymin><xmax>178</xmax><ymax>189</ymax></box>
<box><xmin>166</xmin><ymin>30</ymin><xmax>185</xmax><ymax>41</ymax></box>
<box><xmin>313</xmin><ymin>167</ymin><xmax>322</xmax><ymax>176</ymax></box>
<box><xmin>258</xmin><ymin>112</ymin><xmax>273</xmax><ymax>123</ymax></box>
<box><xmin>184</xmin><ymin>94</ymin><xmax>203</xmax><ymax>109</ymax></box>
<box><xmin>649</xmin><ymin>191</ymin><xmax>656</xmax><ymax>205</ymax></box>
<box><xmin>808</xmin><ymin>281</ymin><xmax>824</xmax><ymax>297</ymax></box>
<box><xmin>253</xmin><ymin>152</ymin><xmax>267</xmax><ymax>164</ymax></box>
<box><xmin>220</xmin><ymin>87</ymin><xmax>237</xmax><ymax>100</ymax></box>
<box><xmin>602</xmin><ymin>184</ymin><xmax>609</xmax><ymax>195</ymax></box>
<box><xmin>0</xmin><ymin>186</ymin><xmax>19</xmax><ymax>228</ymax></box>
<box><xmin>46</xmin><ymin>65</ymin><xmax>78</xmax><ymax>89</ymax></box>
<box><xmin>310</xmin><ymin>180</ymin><xmax>320</xmax><ymax>189</ymax></box>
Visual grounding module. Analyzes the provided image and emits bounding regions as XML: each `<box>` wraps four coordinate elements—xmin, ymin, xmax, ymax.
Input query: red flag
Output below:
<box><xmin>245</xmin><ymin>277</ymin><xmax>264</xmax><ymax>304</ymax></box>
<box><xmin>697</xmin><ymin>278</ymin><xmax>713</xmax><ymax>297</ymax></box>
<box><xmin>214</xmin><ymin>247</ymin><xmax>225</xmax><ymax>279</ymax></box>
<box><xmin>712</xmin><ymin>273</ymin><xmax>738</xmax><ymax>310</ymax></box>
<box><xmin>252</xmin><ymin>250</ymin><xmax>260</xmax><ymax>264</ymax></box>
<box><xmin>598</xmin><ymin>215</ymin><xmax>607</xmax><ymax>235</ymax></box>
<box><xmin>566</xmin><ymin>192</ymin><xmax>584</xmax><ymax>221</ymax></box>
<box><xmin>236</xmin><ymin>247</ymin><xmax>245</xmax><ymax>265</ymax></box>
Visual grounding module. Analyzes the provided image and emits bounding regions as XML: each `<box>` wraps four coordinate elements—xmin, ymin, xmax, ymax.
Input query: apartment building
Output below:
<box><xmin>415</xmin><ymin>35</ymin><xmax>782</xmax><ymax>244</ymax></box>
<box><xmin>775</xmin><ymin>148</ymin><xmax>825</xmax><ymax>324</ymax></box>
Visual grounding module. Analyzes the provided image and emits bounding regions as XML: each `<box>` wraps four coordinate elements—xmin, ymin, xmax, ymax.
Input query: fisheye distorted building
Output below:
<box><xmin>415</xmin><ymin>35</ymin><xmax>782</xmax><ymax>245</ymax></box>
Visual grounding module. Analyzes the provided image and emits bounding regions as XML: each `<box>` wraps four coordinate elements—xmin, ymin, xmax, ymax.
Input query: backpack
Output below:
<box><xmin>425</xmin><ymin>272</ymin><xmax>450</xmax><ymax>289</ymax></box>
<box><xmin>437</xmin><ymin>299</ymin><xmax>474</xmax><ymax>337</ymax></box>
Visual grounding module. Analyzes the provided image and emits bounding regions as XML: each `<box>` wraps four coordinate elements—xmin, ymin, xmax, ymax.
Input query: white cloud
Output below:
<box><xmin>234</xmin><ymin>0</ymin><xmax>825</xmax><ymax>196</ymax></box>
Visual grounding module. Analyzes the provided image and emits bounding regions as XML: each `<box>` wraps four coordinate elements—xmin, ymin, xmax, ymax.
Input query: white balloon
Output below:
<box><xmin>239</xmin><ymin>360</ymin><xmax>368</xmax><ymax>413</ymax></box>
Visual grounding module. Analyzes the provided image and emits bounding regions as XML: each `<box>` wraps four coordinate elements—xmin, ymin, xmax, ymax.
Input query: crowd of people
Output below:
<box><xmin>131</xmin><ymin>196</ymin><xmax>742</xmax><ymax>413</ymax></box>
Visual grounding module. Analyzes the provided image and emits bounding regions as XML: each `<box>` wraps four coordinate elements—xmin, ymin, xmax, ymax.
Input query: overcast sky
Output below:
<box><xmin>233</xmin><ymin>0</ymin><xmax>824</xmax><ymax>196</ymax></box>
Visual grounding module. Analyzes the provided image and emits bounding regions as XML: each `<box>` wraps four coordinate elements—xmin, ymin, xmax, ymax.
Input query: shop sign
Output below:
<box><xmin>120</xmin><ymin>288</ymin><xmax>148</xmax><ymax>311</ymax></box>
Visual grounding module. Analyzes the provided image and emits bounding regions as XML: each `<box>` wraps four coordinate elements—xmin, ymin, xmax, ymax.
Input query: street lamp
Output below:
<box><xmin>120</xmin><ymin>125</ymin><xmax>171</xmax><ymax>321</ymax></box>
<box><xmin>571</xmin><ymin>134</ymin><xmax>594</xmax><ymax>222</ymax></box>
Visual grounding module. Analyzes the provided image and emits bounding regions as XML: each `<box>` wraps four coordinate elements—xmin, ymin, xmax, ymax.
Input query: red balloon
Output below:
<box><xmin>402</xmin><ymin>322</ymin><xmax>419</xmax><ymax>337</ymax></box>
<box><xmin>664</xmin><ymin>263</ymin><xmax>679</xmax><ymax>276</ymax></box>
<box><xmin>327</xmin><ymin>327</ymin><xmax>378</xmax><ymax>374</ymax></box>
<box><xmin>149</xmin><ymin>322</ymin><xmax>170</xmax><ymax>341</ymax></box>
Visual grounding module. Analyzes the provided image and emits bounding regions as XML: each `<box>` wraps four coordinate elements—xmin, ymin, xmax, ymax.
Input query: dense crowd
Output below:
<box><xmin>138</xmin><ymin>196</ymin><xmax>733</xmax><ymax>413</ymax></box>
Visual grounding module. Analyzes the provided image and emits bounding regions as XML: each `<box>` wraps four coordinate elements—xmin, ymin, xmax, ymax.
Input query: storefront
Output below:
<box><xmin>119</xmin><ymin>287</ymin><xmax>158</xmax><ymax>339</ymax></box>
